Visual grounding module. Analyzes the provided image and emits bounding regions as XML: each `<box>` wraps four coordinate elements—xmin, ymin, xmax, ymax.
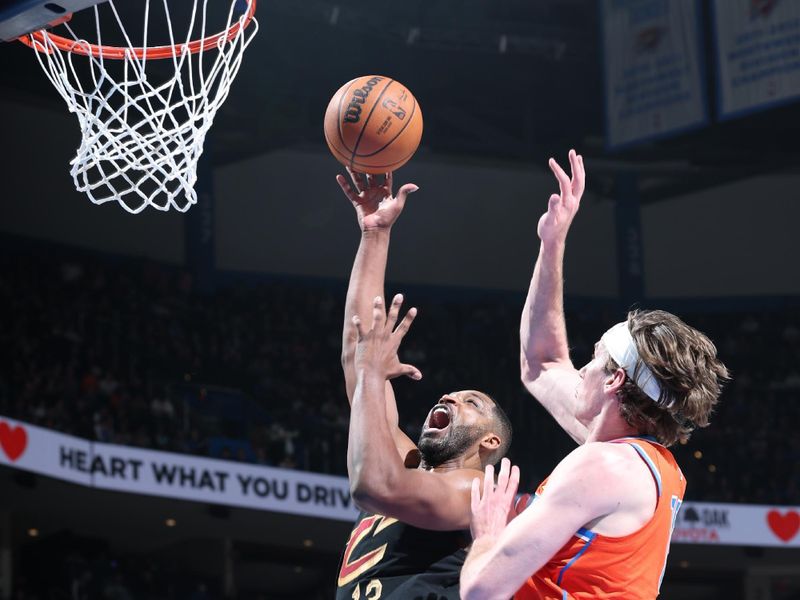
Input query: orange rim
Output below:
<box><xmin>18</xmin><ymin>0</ymin><xmax>256</xmax><ymax>59</ymax></box>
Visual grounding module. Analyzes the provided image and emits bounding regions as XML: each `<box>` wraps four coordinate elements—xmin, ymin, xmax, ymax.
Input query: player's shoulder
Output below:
<box><xmin>556</xmin><ymin>440</ymin><xmax>646</xmax><ymax>482</ymax></box>
<box><xmin>539</xmin><ymin>442</ymin><xmax>649</xmax><ymax>514</ymax></box>
<box><xmin>529</xmin><ymin>445</ymin><xmax>613</xmax><ymax>516</ymax></box>
<box><xmin>564</xmin><ymin>439</ymin><xmax>633</xmax><ymax>461</ymax></box>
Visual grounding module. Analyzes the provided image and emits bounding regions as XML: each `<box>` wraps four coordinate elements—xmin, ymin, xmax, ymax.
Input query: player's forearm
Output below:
<box><xmin>463</xmin><ymin>529</ymin><xmax>547</xmax><ymax>600</ymax></box>
<box><xmin>460</xmin><ymin>535</ymin><xmax>511</xmax><ymax>600</ymax></box>
<box><xmin>342</xmin><ymin>230</ymin><xmax>390</xmax><ymax>385</ymax></box>
<box><xmin>347</xmin><ymin>370</ymin><xmax>405</xmax><ymax>503</ymax></box>
<box><xmin>520</xmin><ymin>240</ymin><xmax>571</xmax><ymax>380</ymax></box>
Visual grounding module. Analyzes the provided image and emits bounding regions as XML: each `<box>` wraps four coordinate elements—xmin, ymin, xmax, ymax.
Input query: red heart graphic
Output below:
<box><xmin>767</xmin><ymin>510</ymin><xmax>800</xmax><ymax>543</ymax></box>
<box><xmin>0</xmin><ymin>421</ymin><xmax>28</xmax><ymax>462</ymax></box>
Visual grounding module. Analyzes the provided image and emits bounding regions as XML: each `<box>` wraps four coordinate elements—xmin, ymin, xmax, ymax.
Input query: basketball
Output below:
<box><xmin>324</xmin><ymin>75</ymin><xmax>423</xmax><ymax>174</ymax></box>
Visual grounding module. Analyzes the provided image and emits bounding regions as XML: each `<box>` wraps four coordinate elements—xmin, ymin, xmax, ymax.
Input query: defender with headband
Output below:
<box><xmin>459</xmin><ymin>150</ymin><xmax>729</xmax><ymax>600</ymax></box>
<box><xmin>601</xmin><ymin>320</ymin><xmax>671</xmax><ymax>408</ymax></box>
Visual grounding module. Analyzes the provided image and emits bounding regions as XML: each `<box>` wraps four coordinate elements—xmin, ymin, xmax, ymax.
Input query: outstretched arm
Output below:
<box><xmin>339</xmin><ymin>169</ymin><xmax>421</xmax><ymax>464</ymax></box>
<box><xmin>348</xmin><ymin>295</ymin><xmax>482</xmax><ymax>531</ymax></box>
<box><xmin>520</xmin><ymin>150</ymin><xmax>588</xmax><ymax>444</ymax></box>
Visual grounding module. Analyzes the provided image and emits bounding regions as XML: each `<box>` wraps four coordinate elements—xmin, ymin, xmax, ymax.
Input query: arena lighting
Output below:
<box><xmin>694</xmin><ymin>450</ymin><xmax>703</xmax><ymax>459</ymax></box>
<box><xmin>165</xmin><ymin>518</ymin><xmax>177</xmax><ymax>527</ymax></box>
<box><xmin>27</xmin><ymin>528</ymin><xmax>38</xmax><ymax>538</ymax></box>
<box><xmin>303</xmin><ymin>539</ymin><xmax>314</xmax><ymax>548</ymax></box>
<box><xmin>708</xmin><ymin>464</ymin><xmax>717</xmax><ymax>473</ymax></box>
<box><xmin>679</xmin><ymin>561</ymin><xmax>690</xmax><ymax>568</ymax></box>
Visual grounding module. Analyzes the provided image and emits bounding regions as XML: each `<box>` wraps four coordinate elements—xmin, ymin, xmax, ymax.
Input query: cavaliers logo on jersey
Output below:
<box><xmin>338</xmin><ymin>514</ymin><xmax>399</xmax><ymax>587</ymax></box>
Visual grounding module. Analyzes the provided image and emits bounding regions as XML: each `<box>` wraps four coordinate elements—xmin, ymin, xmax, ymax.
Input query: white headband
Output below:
<box><xmin>601</xmin><ymin>322</ymin><xmax>672</xmax><ymax>408</ymax></box>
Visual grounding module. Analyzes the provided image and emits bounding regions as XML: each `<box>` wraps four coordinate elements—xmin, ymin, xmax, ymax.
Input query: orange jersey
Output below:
<box><xmin>515</xmin><ymin>437</ymin><xmax>686</xmax><ymax>600</ymax></box>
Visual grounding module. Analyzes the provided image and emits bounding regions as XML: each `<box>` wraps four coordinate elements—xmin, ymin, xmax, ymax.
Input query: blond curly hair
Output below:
<box><xmin>605</xmin><ymin>310</ymin><xmax>730</xmax><ymax>447</ymax></box>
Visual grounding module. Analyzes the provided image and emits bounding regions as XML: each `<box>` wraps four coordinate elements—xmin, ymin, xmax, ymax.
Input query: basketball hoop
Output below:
<box><xmin>19</xmin><ymin>0</ymin><xmax>258</xmax><ymax>213</ymax></box>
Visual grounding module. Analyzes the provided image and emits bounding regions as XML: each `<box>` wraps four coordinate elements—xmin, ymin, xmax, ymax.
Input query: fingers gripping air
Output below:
<box><xmin>352</xmin><ymin>295</ymin><xmax>422</xmax><ymax>382</ymax></box>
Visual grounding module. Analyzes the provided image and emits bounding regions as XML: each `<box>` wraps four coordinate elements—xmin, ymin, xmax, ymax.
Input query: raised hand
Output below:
<box><xmin>470</xmin><ymin>458</ymin><xmax>521</xmax><ymax>541</ymax></box>
<box><xmin>537</xmin><ymin>149</ymin><xmax>585</xmax><ymax>247</ymax></box>
<box><xmin>336</xmin><ymin>169</ymin><xmax>418</xmax><ymax>232</ymax></box>
<box><xmin>352</xmin><ymin>294</ymin><xmax>422</xmax><ymax>381</ymax></box>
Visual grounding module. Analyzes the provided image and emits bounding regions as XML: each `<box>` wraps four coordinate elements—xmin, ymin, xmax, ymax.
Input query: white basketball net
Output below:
<box><xmin>26</xmin><ymin>0</ymin><xmax>258</xmax><ymax>213</ymax></box>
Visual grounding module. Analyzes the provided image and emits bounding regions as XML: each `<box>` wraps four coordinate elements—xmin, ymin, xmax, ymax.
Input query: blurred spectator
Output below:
<box><xmin>1</xmin><ymin>246</ymin><xmax>797</xmax><ymax>505</ymax></box>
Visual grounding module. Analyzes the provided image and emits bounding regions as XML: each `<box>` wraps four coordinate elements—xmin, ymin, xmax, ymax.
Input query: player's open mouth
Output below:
<box><xmin>424</xmin><ymin>405</ymin><xmax>451</xmax><ymax>434</ymax></box>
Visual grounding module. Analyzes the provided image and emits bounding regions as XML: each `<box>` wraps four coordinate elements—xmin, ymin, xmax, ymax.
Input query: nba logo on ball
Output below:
<box><xmin>324</xmin><ymin>75</ymin><xmax>423</xmax><ymax>174</ymax></box>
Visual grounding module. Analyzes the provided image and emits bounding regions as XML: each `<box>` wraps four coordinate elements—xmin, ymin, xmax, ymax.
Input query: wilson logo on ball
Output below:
<box><xmin>343</xmin><ymin>76</ymin><xmax>385</xmax><ymax>123</ymax></box>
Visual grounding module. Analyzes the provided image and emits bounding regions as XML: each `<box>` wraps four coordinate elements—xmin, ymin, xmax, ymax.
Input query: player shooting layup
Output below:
<box><xmin>335</xmin><ymin>169</ymin><xmax>512</xmax><ymax>599</ymax></box>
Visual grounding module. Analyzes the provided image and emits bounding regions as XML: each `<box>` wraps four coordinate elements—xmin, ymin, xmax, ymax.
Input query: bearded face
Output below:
<box><xmin>417</xmin><ymin>391</ymin><xmax>494</xmax><ymax>467</ymax></box>
<box><xmin>418</xmin><ymin>422</ymin><xmax>482</xmax><ymax>466</ymax></box>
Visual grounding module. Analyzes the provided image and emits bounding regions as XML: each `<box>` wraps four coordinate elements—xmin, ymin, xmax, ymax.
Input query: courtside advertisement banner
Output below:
<box><xmin>601</xmin><ymin>0</ymin><xmax>708</xmax><ymax>149</ymax></box>
<box><xmin>0</xmin><ymin>416</ymin><xmax>358</xmax><ymax>522</ymax></box>
<box><xmin>712</xmin><ymin>0</ymin><xmax>800</xmax><ymax>119</ymax></box>
<box><xmin>672</xmin><ymin>501</ymin><xmax>800</xmax><ymax>547</ymax></box>
<box><xmin>3</xmin><ymin>416</ymin><xmax>798</xmax><ymax>544</ymax></box>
